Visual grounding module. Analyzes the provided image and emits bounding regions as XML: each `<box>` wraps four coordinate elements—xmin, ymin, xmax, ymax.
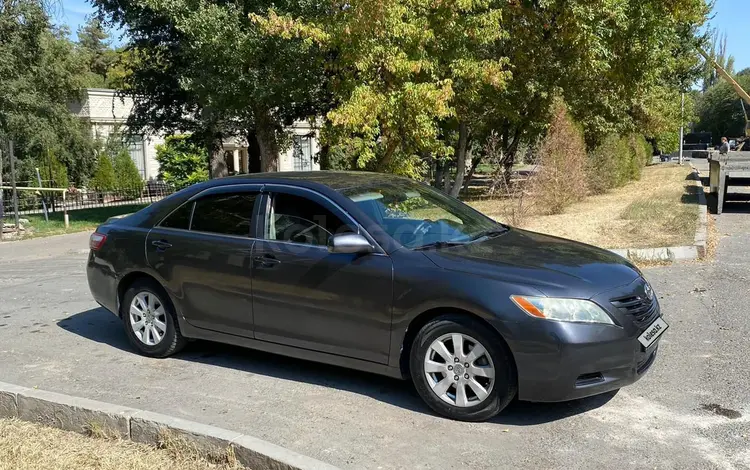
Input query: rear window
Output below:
<box><xmin>190</xmin><ymin>193</ymin><xmax>258</xmax><ymax>237</ymax></box>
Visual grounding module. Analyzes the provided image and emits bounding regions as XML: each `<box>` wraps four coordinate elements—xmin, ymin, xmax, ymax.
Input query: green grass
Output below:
<box><xmin>21</xmin><ymin>204</ymin><xmax>148</xmax><ymax>238</ymax></box>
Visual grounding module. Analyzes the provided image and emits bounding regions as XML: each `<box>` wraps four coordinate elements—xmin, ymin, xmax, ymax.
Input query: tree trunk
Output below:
<box><xmin>207</xmin><ymin>134</ymin><xmax>227</xmax><ymax>179</ymax></box>
<box><xmin>462</xmin><ymin>154</ymin><xmax>482</xmax><ymax>194</ymax></box>
<box><xmin>449</xmin><ymin>122</ymin><xmax>469</xmax><ymax>198</ymax></box>
<box><xmin>255</xmin><ymin>108</ymin><xmax>280</xmax><ymax>172</ymax></box>
<box><xmin>434</xmin><ymin>161</ymin><xmax>444</xmax><ymax>188</ymax></box>
<box><xmin>376</xmin><ymin>138</ymin><xmax>398</xmax><ymax>172</ymax></box>
<box><xmin>501</xmin><ymin>126</ymin><xmax>523</xmax><ymax>183</ymax></box>
<box><xmin>256</xmin><ymin>131</ymin><xmax>279</xmax><ymax>172</ymax></box>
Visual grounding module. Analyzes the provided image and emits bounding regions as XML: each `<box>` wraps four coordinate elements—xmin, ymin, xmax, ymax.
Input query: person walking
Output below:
<box><xmin>720</xmin><ymin>137</ymin><xmax>730</xmax><ymax>155</ymax></box>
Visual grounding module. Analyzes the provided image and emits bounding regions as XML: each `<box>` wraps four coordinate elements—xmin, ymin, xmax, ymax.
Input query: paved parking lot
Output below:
<box><xmin>1</xmin><ymin>201</ymin><xmax>750</xmax><ymax>469</ymax></box>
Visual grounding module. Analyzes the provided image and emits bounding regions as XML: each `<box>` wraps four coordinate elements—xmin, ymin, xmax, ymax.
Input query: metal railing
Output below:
<box><xmin>1</xmin><ymin>181</ymin><xmax>174</xmax><ymax>227</ymax></box>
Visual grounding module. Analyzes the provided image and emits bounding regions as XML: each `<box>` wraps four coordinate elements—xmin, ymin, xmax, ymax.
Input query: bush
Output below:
<box><xmin>90</xmin><ymin>153</ymin><xmax>116</xmax><ymax>190</ymax></box>
<box><xmin>628</xmin><ymin>133</ymin><xmax>652</xmax><ymax>177</ymax></box>
<box><xmin>155</xmin><ymin>135</ymin><xmax>209</xmax><ymax>190</ymax></box>
<box><xmin>587</xmin><ymin>133</ymin><xmax>652</xmax><ymax>194</ymax></box>
<box><xmin>587</xmin><ymin>134</ymin><xmax>625</xmax><ymax>194</ymax></box>
<box><xmin>48</xmin><ymin>153</ymin><xmax>69</xmax><ymax>188</ymax></box>
<box><xmin>113</xmin><ymin>149</ymin><xmax>143</xmax><ymax>192</ymax></box>
<box><xmin>532</xmin><ymin>99</ymin><xmax>588</xmax><ymax>215</ymax></box>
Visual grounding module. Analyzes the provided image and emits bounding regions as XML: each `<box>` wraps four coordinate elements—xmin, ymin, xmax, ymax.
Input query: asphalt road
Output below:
<box><xmin>1</xmin><ymin>196</ymin><xmax>750</xmax><ymax>469</ymax></box>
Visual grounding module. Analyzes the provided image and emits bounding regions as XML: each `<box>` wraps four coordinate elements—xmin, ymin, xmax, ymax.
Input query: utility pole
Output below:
<box><xmin>678</xmin><ymin>92</ymin><xmax>685</xmax><ymax>165</ymax></box>
<box><xmin>8</xmin><ymin>140</ymin><xmax>20</xmax><ymax>235</ymax></box>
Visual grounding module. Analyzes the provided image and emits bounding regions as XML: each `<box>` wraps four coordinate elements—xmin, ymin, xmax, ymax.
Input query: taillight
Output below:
<box><xmin>90</xmin><ymin>232</ymin><xmax>107</xmax><ymax>251</ymax></box>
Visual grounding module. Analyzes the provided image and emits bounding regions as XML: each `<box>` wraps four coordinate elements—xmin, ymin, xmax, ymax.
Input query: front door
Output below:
<box><xmin>146</xmin><ymin>186</ymin><xmax>261</xmax><ymax>337</ymax></box>
<box><xmin>251</xmin><ymin>187</ymin><xmax>393</xmax><ymax>364</ymax></box>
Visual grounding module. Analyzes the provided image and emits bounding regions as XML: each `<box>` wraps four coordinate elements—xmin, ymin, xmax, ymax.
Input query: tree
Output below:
<box><xmin>0</xmin><ymin>0</ymin><xmax>96</xmax><ymax>186</ymax></box>
<box><xmin>155</xmin><ymin>135</ymin><xmax>209</xmax><ymax>189</ymax></box>
<box><xmin>93</xmin><ymin>0</ymin><xmax>328</xmax><ymax>177</ymax></box>
<box><xmin>695</xmin><ymin>73</ymin><xmax>750</xmax><ymax>143</ymax></box>
<box><xmin>90</xmin><ymin>153</ymin><xmax>116</xmax><ymax>190</ymax></box>
<box><xmin>77</xmin><ymin>15</ymin><xmax>114</xmax><ymax>87</ymax></box>
<box><xmin>47</xmin><ymin>151</ymin><xmax>69</xmax><ymax>188</ymax></box>
<box><xmin>252</xmin><ymin>0</ymin><xmax>509</xmax><ymax>193</ymax></box>
<box><xmin>252</xmin><ymin>0</ymin><xmax>709</xmax><ymax>184</ymax></box>
<box><xmin>701</xmin><ymin>28</ymin><xmax>735</xmax><ymax>92</ymax></box>
<box><xmin>113</xmin><ymin>149</ymin><xmax>143</xmax><ymax>190</ymax></box>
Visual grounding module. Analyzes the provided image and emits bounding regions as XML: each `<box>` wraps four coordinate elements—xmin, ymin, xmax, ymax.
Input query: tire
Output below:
<box><xmin>120</xmin><ymin>278</ymin><xmax>186</xmax><ymax>358</ymax></box>
<box><xmin>409</xmin><ymin>315</ymin><xmax>516</xmax><ymax>421</ymax></box>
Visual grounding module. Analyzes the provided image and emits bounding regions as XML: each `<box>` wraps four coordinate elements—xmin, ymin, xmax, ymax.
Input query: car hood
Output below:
<box><xmin>422</xmin><ymin>228</ymin><xmax>641</xmax><ymax>298</ymax></box>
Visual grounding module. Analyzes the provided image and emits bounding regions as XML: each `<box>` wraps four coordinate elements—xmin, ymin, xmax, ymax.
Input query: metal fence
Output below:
<box><xmin>0</xmin><ymin>180</ymin><xmax>174</xmax><ymax>220</ymax></box>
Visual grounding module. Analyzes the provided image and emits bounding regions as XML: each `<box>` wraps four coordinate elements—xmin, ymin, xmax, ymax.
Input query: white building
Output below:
<box><xmin>70</xmin><ymin>88</ymin><xmax>320</xmax><ymax>180</ymax></box>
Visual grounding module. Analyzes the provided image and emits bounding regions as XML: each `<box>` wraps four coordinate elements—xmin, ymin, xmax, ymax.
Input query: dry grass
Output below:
<box><xmin>468</xmin><ymin>164</ymin><xmax>699</xmax><ymax>249</ymax></box>
<box><xmin>0</xmin><ymin>419</ymin><xmax>243</xmax><ymax>470</ymax></box>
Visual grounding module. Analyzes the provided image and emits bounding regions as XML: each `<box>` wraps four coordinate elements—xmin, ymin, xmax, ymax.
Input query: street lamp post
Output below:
<box><xmin>678</xmin><ymin>92</ymin><xmax>685</xmax><ymax>165</ymax></box>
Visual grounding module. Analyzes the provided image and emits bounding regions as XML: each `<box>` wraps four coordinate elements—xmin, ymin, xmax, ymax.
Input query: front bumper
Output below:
<box><xmin>501</xmin><ymin>278</ymin><xmax>663</xmax><ymax>402</ymax></box>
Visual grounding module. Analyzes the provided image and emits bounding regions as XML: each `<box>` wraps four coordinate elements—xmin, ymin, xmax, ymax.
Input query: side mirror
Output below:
<box><xmin>328</xmin><ymin>233</ymin><xmax>374</xmax><ymax>254</ymax></box>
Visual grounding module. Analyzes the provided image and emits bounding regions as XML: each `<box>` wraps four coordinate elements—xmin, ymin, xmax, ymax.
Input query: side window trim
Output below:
<box><xmin>260</xmin><ymin>185</ymin><xmax>386</xmax><ymax>254</ymax></box>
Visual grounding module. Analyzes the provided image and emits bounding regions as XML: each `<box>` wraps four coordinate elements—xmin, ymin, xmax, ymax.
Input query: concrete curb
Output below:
<box><xmin>609</xmin><ymin>166</ymin><xmax>709</xmax><ymax>263</ymax></box>
<box><xmin>0</xmin><ymin>381</ymin><xmax>339</xmax><ymax>470</ymax></box>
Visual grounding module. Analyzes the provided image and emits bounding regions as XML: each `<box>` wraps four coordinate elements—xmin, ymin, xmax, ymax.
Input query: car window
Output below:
<box><xmin>266</xmin><ymin>193</ymin><xmax>353</xmax><ymax>246</ymax></box>
<box><xmin>190</xmin><ymin>192</ymin><xmax>258</xmax><ymax>237</ymax></box>
<box><xmin>159</xmin><ymin>202</ymin><xmax>194</xmax><ymax>230</ymax></box>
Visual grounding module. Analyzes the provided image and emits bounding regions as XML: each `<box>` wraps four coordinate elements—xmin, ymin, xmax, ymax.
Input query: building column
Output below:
<box><xmin>232</xmin><ymin>149</ymin><xmax>240</xmax><ymax>174</ymax></box>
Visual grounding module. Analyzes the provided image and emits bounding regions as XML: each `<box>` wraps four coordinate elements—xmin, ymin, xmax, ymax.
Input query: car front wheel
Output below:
<box><xmin>410</xmin><ymin>315</ymin><xmax>516</xmax><ymax>421</ymax></box>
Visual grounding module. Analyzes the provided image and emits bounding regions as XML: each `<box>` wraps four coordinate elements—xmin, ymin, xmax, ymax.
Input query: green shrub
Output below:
<box><xmin>587</xmin><ymin>135</ymin><xmax>624</xmax><ymax>194</ymax></box>
<box><xmin>48</xmin><ymin>153</ymin><xmax>69</xmax><ymax>188</ymax></box>
<box><xmin>624</xmin><ymin>134</ymin><xmax>651</xmax><ymax>182</ymax></box>
<box><xmin>532</xmin><ymin>99</ymin><xmax>588</xmax><ymax>215</ymax></box>
<box><xmin>113</xmin><ymin>149</ymin><xmax>143</xmax><ymax>192</ymax></box>
<box><xmin>155</xmin><ymin>135</ymin><xmax>209</xmax><ymax>190</ymax></box>
<box><xmin>90</xmin><ymin>153</ymin><xmax>116</xmax><ymax>190</ymax></box>
<box><xmin>587</xmin><ymin>133</ymin><xmax>652</xmax><ymax>194</ymax></box>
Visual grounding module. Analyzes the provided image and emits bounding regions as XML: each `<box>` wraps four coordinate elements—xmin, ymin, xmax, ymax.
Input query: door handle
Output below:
<box><xmin>253</xmin><ymin>254</ymin><xmax>281</xmax><ymax>268</ymax></box>
<box><xmin>152</xmin><ymin>240</ymin><xmax>172</xmax><ymax>251</ymax></box>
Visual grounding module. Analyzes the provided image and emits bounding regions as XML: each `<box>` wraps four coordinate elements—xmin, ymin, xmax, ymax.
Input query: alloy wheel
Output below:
<box><xmin>129</xmin><ymin>291</ymin><xmax>168</xmax><ymax>346</ymax></box>
<box><xmin>424</xmin><ymin>333</ymin><xmax>495</xmax><ymax>408</ymax></box>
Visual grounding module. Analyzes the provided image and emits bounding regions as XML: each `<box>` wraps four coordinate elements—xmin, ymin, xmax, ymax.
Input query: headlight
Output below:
<box><xmin>510</xmin><ymin>296</ymin><xmax>615</xmax><ymax>325</ymax></box>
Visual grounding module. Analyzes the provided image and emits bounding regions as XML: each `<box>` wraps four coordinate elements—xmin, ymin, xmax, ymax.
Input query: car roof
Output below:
<box><xmin>213</xmin><ymin>171</ymin><xmax>413</xmax><ymax>192</ymax></box>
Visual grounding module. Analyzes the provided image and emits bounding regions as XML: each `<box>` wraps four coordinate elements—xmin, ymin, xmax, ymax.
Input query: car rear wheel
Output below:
<box><xmin>121</xmin><ymin>279</ymin><xmax>186</xmax><ymax>358</ymax></box>
<box><xmin>410</xmin><ymin>315</ymin><xmax>516</xmax><ymax>421</ymax></box>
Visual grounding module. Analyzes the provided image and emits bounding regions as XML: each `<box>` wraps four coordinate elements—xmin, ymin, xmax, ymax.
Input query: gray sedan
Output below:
<box><xmin>87</xmin><ymin>171</ymin><xmax>667</xmax><ymax>421</ymax></box>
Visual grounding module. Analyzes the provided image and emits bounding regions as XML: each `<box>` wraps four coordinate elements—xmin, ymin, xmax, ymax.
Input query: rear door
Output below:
<box><xmin>251</xmin><ymin>186</ymin><xmax>394</xmax><ymax>364</ymax></box>
<box><xmin>146</xmin><ymin>185</ymin><xmax>261</xmax><ymax>337</ymax></box>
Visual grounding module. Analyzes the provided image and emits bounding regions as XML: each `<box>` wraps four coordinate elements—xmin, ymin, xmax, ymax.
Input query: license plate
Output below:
<box><xmin>638</xmin><ymin>317</ymin><xmax>669</xmax><ymax>348</ymax></box>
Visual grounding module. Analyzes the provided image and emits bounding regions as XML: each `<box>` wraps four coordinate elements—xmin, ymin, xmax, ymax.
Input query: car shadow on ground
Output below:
<box><xmin>60</xmin><ymin>307</ymin><xmax>617</xmax><ymax>426</ymax></box>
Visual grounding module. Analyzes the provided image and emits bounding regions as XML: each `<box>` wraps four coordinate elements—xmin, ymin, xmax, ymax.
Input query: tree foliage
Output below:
<box><xmin>701</xmin><ymin>28</ymin><xmax>735</xmax><ymax>92</ymax></box>
<box><xmin>695</xmin><ymin>72</ymin><xmax>750</xmax><ymax>143</ymax></box>
<box><xmin>113</xmin><ymin>149</ymin><xmax>143</xmax><ymax>190</ymax></box>
<box><xmin>0</xmin><ymin>0</ymin><xmax>96</xmax><ymax>186</ymax></box>
<box><xmin>93</xmin><ymin>0</ymin><xmax>710</xmax><ymax>190</ymax></box>
<box><xmin>93</xmin><ymin>0</ymin><xmax>328</xmax><ymax>176</ymax></box>
<box><xmin>90</xmin><ymin>153</ymin><xmax>116</xmax><ymax>190</ymax></box>
<box><xmin>251</xmin><ymin>0</ymin><xmax>508</xmax><ymax>179</ymax></box>
<box><xmin>155</xmin><ymin>135</ymin><xmax>209</xmax><ymax>189</ymax></box>
<box><xmin>250</xmin><ymin>0</ymin><xmax>708</xmax><ymax>182</ymax></box>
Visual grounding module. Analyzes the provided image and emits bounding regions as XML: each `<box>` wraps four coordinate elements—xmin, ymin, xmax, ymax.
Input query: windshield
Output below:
<box><xmin>339</xmin><ymin>179</ymin><xmax>502</xmax><ymax>249</ymax></box>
